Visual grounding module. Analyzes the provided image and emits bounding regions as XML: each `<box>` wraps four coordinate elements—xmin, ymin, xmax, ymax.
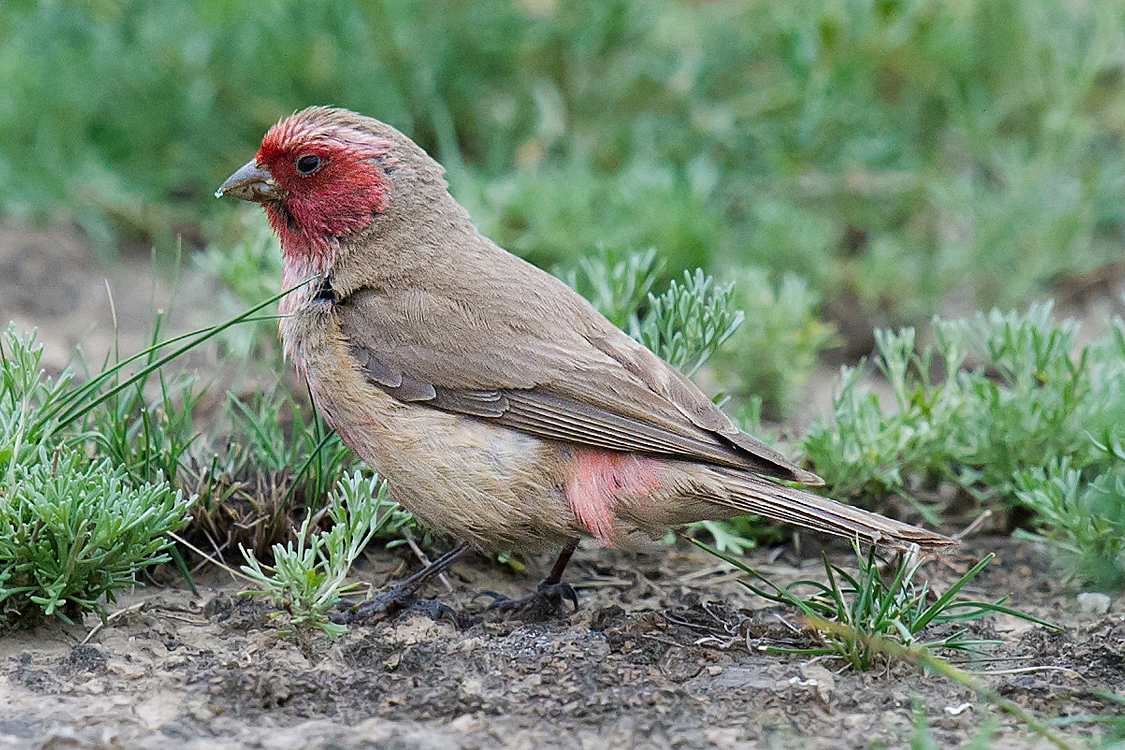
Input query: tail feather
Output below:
<box><xmin>713</xmin><ymin>469</ymin><xmax>952</xmax><ymax>551</ymax></box>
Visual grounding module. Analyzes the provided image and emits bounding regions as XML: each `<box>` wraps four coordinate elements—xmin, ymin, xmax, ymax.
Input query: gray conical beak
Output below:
<box><xmin>215</xmin><ymin>160</ymin><xmax>281</xmax><ymax>202</ymax></box>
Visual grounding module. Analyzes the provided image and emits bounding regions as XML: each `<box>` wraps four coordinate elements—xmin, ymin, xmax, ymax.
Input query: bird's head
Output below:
<box><xmin>216</xmin><ymin>107</ymin><xmax>426</xmax><ymax>266</ymax></box>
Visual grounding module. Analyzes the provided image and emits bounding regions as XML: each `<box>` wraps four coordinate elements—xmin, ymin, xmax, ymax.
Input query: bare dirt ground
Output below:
<box><xmin>0</xmin><ymin>222</ymin><xmax>215</xmax><ymax>373</ymax></box>
<box><xmin>1</xmin><ymin>538</ymin><xmax>1123</xmax><ymax>750</ymax></box>
<box><xmin>1</xmin><ymin>222</ymin><xmax>1123</xmax><ymax>749</ymax></box>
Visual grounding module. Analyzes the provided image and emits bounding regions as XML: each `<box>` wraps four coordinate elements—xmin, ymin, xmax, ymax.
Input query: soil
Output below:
<box><xmin>0</xmin><ymin>221</ymin><xmax>215</xmax><ymax>374</ymax></box>
<box><xmin>2</xmin><ymin>222</ymin><xmax>1124</xmax><ymax>749</ymax></box>
<box><xmin>1</xmin><ymin>538</ymin><xmax>1123</xmax><ymax>750</ymax></box>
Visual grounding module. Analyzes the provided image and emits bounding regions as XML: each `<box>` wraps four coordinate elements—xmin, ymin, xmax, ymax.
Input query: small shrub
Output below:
<box><xmin>240</xmin><ymin>471</ymin><xmax>412</xmax><ymax>635</ymax></box>
<box><xmin>558</xmin><ymin>246</ymin><xmax>662</xmax><ymax>331</ymax></box>
<box><xmin>805</xmin><ymin>303</ymin><xmax>1118</xmax><ymax>502</ymax></box>
<box><xmin>1015</xmin><ymin>459</ymin><xmax>1125</xmax><ymax>590</ymax></box>
<box><xmin>0</xmin><ymin>448</ymin><xmax>191</xmax><ymax>627</ymax></box>
<box><xmin>0</xmin><ymin>325</ymin><xmax>192</xmax><ymax>627</ymax></box>
<box><xmin>560</xmin><ymin>248</ymin><xmax>748</xmax><ymax>378</ymax></box>
<box><xmin>637</xmin><ymin>268</ymin><xmax>745</xmax><ymax>377</ymax></box>
<box><xmin>804</xmin><ymin>302</ymin><xmax>1125</xmax><ymax>588</ymax></box>
<box><xmin>0</xmin><ymin>302</ymin><xmax>291</xmax><ymax>626</ymax></box>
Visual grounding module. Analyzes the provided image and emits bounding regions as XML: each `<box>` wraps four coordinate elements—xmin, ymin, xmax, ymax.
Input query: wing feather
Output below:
<box><xmin>336</xmin><ymin>277</ymin><xmax>816</xmax><ymax>481</ymax></box>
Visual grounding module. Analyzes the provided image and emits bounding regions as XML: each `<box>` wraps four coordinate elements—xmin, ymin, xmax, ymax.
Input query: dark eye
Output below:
<box><xmin>295</xmin><ymin>154</ymin><xmax>322</xmax><ymax>175</ymax></box>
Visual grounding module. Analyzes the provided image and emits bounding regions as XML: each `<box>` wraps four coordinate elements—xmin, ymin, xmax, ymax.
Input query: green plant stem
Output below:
<box><xmin>807</xmin><ymin>617</ymin><xmax>1077</xmax><ymax>750</ymax></box>
<box><xmin>39</xmin><ymin>284</ymin><xmax>306</xmax><ymax>433</ymax></box>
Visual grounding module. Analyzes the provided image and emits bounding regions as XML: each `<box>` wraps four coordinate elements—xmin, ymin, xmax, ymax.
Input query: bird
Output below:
<box><xmin>217</xmin><ymin>106</ymin><xmax>951</xmax><ymax>620</ymax></box>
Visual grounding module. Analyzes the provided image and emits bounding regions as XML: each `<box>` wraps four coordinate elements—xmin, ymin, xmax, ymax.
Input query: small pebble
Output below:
<box><xmin>944</xmin><ymin>702</ymin><xmax>973</xmax><ymax>716</ymax></box>
<box><xmin>1076</xmin><ymin>592</ymin><xmax>1111</xmax><ymax>615</ymax></box>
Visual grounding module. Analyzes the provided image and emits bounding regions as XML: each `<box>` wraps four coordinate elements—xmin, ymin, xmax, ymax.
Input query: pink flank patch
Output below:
<box><xmin>566</xmin><ymin>449</ymin><xmax>661</xmax><ymax>546</ymax></box>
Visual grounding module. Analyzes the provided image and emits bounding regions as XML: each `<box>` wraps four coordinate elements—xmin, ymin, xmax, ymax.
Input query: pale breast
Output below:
<box><xmin>286</xmin><ymin>301</ymin><xmax>580</xmax><ymax>551</ymax></box>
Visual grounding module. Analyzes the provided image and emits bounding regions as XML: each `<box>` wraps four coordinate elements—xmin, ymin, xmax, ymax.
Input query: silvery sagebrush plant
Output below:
<box><xmin>0</xmin><ymin>325</ymin><xmax>193</xmax><ymax>628</ymax></box>
<box><xmin>239</xmin><ymin>470</ymin><xmax>413</xmax><ymax>635</ymax></box>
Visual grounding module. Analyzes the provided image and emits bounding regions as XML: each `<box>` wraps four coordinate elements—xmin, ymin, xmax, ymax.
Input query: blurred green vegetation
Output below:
<box><xmin>803</xmin><ymin>302</ymin><xmax>1125</xmax><ymax>588</ymax></box>
<box><xmin>4</xmin><ymin>0</ymin><xmax>1124</xmax><ymax>335</ymax></box>
<box><xmin>4</xmin><ymin>0</ymin><xmax>1125</xmax><ymax>628</ymax></box>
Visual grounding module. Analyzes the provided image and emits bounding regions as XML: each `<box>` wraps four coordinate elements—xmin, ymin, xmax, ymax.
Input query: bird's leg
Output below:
<box><xmin>542</xmin><ymin>537</ymin><xmax>579</xmax><ymax>587</ymax></box>
<box><xmin>482</xmin><ymin>538</ymin><xmax>581</xmax><ymax>619</ymax></box>
<box><xmin>333</xmin><ymin>544</ymin><xmax>470</xmax><ymax>626</ymax></box>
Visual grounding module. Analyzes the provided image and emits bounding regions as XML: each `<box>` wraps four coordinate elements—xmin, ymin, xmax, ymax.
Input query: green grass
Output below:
<box><xmin>3</xmin><ymin>0</ymin><xmax>1123</xmax><ymax>331</ymax></box>
<box><xmin>697</xmin><ymin>538</ymin><xmax>1057</xmax><ymax>670</ymax></box>
<box><xmin>693</xmin><ymin>536</ymin><xmax>1076</xmax><ymax>747</ymax></box>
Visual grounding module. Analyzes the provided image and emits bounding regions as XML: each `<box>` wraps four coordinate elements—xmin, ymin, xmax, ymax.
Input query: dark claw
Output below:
<box><xmin>331</xmin><ymin>584</ymin><xmax>418</xmax><ymax>625</ymax></box>
<box><xmin>332</xmin><ymin>545</ymin><xmax>471</xmax><ymax>627</ymax></box>
<box><xmin>408</xmin><ymin>598</ymin><xmax>462</xmax><ymax>627</ymax></box>
<box><xmin>483</xmin><ymin>581</ymin><xmax>580</xmax><ymax>621</ymax></box>
<box><xmin>332</xmin><ymin>586</ymin><xmax>461</xmax><ymax>627</ymax></box>
<box><xmin>540</xmin><ymin>580</ymin><xmax>579</xmax><ymax>611</ymax></box>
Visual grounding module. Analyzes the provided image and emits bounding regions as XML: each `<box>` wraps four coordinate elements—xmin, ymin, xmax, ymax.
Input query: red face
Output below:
<box><xmin>248</xmin><ymin>116</ymin><xmax>395</xmax><ymax>257</ymax></box>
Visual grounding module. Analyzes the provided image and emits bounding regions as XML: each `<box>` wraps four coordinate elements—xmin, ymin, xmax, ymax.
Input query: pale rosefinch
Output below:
<box><xmin>218</xmin><ymin>107</ymin><xmax>950</xmax><ymax>618</ymax></box>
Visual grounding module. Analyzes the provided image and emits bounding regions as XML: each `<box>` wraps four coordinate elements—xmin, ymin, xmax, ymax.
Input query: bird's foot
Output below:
<box><xmin>331</xmin><ymin>544</ymin><xmax>470</xmax><ymax>627</ymax></box>
<box><xmin>479</xmin><ymin>581</ymin><xmax>579</xmax><ymax>621</ymax></box>
<box><xmin>333</xmin><ymin>585</ymin><xmax>460</xmax><ymax>627</ymax></box>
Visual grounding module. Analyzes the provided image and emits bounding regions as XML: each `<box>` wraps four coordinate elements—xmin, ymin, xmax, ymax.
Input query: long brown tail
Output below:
<box><xmin>712</xmin><ymin>468</ymin><xmax>953</xmax><ymax>551</ymax></box>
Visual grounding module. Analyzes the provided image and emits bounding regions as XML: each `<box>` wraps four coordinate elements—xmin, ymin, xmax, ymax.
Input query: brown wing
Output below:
<box><xmin>334</xmin><ymin>264</ymin><xmax>819</xmax><ymax>484</ymax></box>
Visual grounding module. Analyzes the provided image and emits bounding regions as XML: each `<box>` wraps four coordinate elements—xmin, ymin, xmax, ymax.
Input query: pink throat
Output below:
<box><xmin>279</xmin><ymin>250</ymin><xmax>332</xmax><ymax>317</ymax></box>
